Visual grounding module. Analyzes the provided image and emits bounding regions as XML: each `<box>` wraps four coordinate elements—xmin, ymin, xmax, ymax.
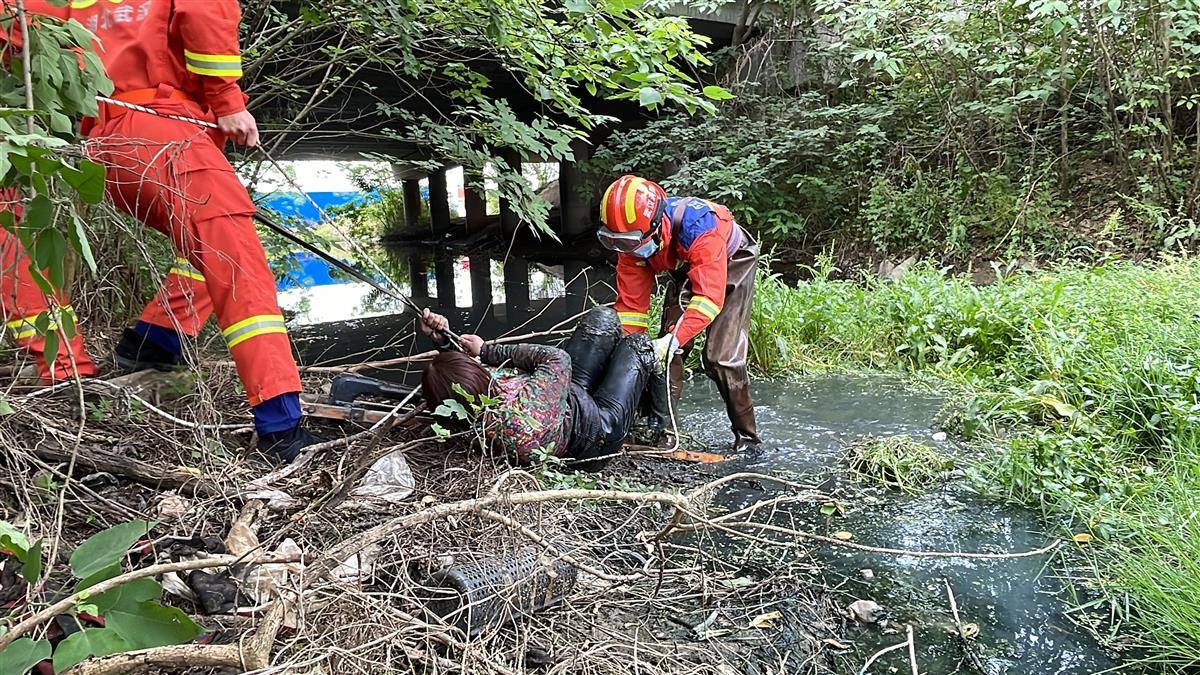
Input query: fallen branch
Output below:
<box><xmin>63</xmin><ymin>644</ymin><xmax>247</xmax><ymax>675</ymax></box>
<box><xmin>944</xmin><ymin>579</ymin><xmax>988</xmax><ymax>673</ymax></box>
<box><xmin>476</xmin><ymin>508</ymin><xmax>643</xmax><ymax>583</ymax></box>
<box><xmin>857</xmin><ymin>635</ymin><xmax>911</xmax><ymax>675</ymax></box>
<box><xmin>679</xmin><ymin>519</ymin><xmax>1063</xmax><ymax>559</ymax></box>
<box><xmin>28</xmin><ymin>439</ymin><xmax>228</xmax><ymax>498</ymax></box>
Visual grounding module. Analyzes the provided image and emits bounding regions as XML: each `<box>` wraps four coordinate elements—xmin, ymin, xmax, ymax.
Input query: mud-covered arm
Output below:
<box><xmin>480</xmin><ymin>343</ymin><xmax>570</xmax><ymax>377</ymax></box>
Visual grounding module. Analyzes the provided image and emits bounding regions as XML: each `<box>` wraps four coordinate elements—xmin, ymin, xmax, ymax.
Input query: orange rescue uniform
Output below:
<box><xmin>23</xmin><ymin>0</ymin><xmax>301</xmax><ymax>405</ymax></box>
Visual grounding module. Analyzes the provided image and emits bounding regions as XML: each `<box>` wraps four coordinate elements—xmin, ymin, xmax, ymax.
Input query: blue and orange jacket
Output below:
<box><xmin>615</xmin><ymin>197</ymin><xmax>745</xmax><ymax>345</ymax></box>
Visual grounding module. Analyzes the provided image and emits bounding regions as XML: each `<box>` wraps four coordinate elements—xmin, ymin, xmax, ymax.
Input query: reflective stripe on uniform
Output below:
<box><xmin>169</xmin><ymin>257</ymin><xmax>206</xmax><ymax>282</ymax></box>
<box><xmin>223</xmin><ymin>314</ymin><xmax>287</xmax><ymax>349</ymax></box>
<box><xmin>687</xmin><ymin>295</ymin><xmax>721</xmax><ymax>321</ymax></box>
<box><xmin>618</xmin><ymin>311</ymin><xmax>650</xmax><ymax>328</ymax></box>
<box><xmin>6</xmin><ymin>306</ymin><xmax>75</xmax><ymax>341</ymax></box>
<box><xmin>183</xmin><ymin>50</ymin><xmax>243</xmax><ymax>77</ymax></box>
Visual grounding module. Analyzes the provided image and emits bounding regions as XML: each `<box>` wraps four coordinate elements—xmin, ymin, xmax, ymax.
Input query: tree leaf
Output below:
<box><xmin>24</xmin><ymin>194</ymin><xmax>52</xmax><ymax>231</ymax></box>
<box><xmin>51</xmin><ymin>628</ymin><xmax>131</xmax><ymax>674</ymax></box>
<box><xmin>831</xmin><ymin>531</ymin><xmax>854</xmax><ymax>541</ymax></box>
<box><xmin>67</xmin><ymin>213</ymin><xmax>97</xmax><ymax>273</ymax></box>
<box><xmin>75</xmin><ymin>160</ymin><xmax>106</xmax><ymax>204</ymax></box>
<box><xmin>93</xmin><ymin>577</ymin><xmax>163</xmax><ymax>614</ymax></box>
<box><xmin>0</xmin><ymin>637</ymin><xmax>52</xmax><ymax>675</ymax></box>
<box><xmin>21</xmin><ymin>539</ymin><xmax>42</xmax><ymax>583</ymax></box>
<box><xmin>75</xmin><ymin>563</ymin><xmax>121</xmax><ymax>594</ymax></box>
<box><xmin>0</xmin><ymin>520</ymin><xmax>31</xmax><ymax>558</ymax></box>
<box><xmin>638</xmin><ymin>87</ymin><xmax>662</xmax><ymax>107</ymax></box>
<box><xmin>749</xmin><ymin>610</ymin><xmax>782</xmax><ymax>629</ymax></box>
<box><xmin>701</xmin><ymin>85</ymin><xmax>733</xmax><ymax>100</ymax></box>
<box><xmin>69</xmin><ymin>520</ymin><xmax>156</xmax><ymax>580</ymax></box>
<box><xmin>105</xmin><ymin>601</ymin><xmax>203</xmax><ymax>649</ymax></box>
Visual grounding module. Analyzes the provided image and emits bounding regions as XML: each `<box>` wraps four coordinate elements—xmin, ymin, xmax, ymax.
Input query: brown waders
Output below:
<box><xmin>660</xmin><ymin>238</ymin><xmax>761</xmax><ymax>448</ymax></box>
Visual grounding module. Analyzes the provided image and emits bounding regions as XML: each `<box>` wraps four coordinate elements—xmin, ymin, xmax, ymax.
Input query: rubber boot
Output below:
<box><xmin>113</xmin><ymin>327</ymin><xmax>181</xmax><ymax>373</ymax></box>
<box><xmin>258</xmin><ymin>425</ymin><xmax>323</xmax><ymax>463</ymax></box>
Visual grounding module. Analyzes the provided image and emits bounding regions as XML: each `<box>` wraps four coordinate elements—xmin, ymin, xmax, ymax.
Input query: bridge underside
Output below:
<box><xmin>251</xmin><ymin>7</ymin><xmax>740</xmax><ymax>240</ymax></box>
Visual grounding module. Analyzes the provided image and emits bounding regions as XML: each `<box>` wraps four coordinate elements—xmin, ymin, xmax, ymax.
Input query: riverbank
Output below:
<box><xmin>745</xmin><ymin>255</ymin><xmax>1200</xmax><ymax>669</ymax></box>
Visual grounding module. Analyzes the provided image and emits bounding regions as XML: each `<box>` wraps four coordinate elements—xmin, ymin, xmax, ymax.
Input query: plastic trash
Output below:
<box><xmin>351</xmin><ymin>450</ymin><xmax>415</xmax><ymax>503</ymax></box>
<box><xmin>424</xmin><ymin>546</ymin><xmax>578</xmax><ymax>636</ymax></box>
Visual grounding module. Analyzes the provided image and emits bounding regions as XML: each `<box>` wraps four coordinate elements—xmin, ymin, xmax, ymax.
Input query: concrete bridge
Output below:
<box><xmin>256</xmin><ymin>2</ymin><xmax>747</xmax><ymax>240</ymax></box>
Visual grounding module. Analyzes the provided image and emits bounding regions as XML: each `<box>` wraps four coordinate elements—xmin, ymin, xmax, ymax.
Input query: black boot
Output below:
<box><xmin>258</xmin><ymin>425</ymin><xmax>323</xmax><ymax>463</ymax></box>
<box><xmin>113</xmin><ymin>328</ymin><xmax>181</xmax><ymax>373</ymax></box>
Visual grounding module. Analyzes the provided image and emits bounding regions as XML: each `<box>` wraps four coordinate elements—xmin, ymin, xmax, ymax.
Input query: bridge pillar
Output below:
<box><xmin>428</xmin><ymin>169</ymin><xmax>450</xmax><ymax>236</ymax></box>
<box><xmin>408</xmin><ymin>254</ymin><xmax>429</xmax><ymax>301</ymax></box>
<box><xmin>435</xmin><ymin>256</ymin><xmax>457</xmax><ymax>309</ymax></box>
<box><xmin>498</xmin><ymin>149</ymin><xmax>522</xmax><ymax>236</ymax></box>
<box><xmin>469</xmin><ymin>255</ymin><xmax>492</xmax><ymax>320</ymax></box>
<box><xmin>558</xmin><ymin>140</ymin><xmax>591</xmax><ymax>239</ymax></box>
<box><xmin>402</xmin><ymin>179</ymin><xmax>422</xmax><ymax>232</ymax></box>
<box><xmin>464</xmin><ymin>170</ymin><xmax>489</xmax><ymax>236</ymax></box>
<box><xmin>503</xmin><ymin>257</ymin><xmax>530</xmax><ymax>319</ymax></box>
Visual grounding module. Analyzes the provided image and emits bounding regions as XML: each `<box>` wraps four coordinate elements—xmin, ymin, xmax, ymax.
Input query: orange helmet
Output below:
<box><xmin>598</xmin><ymin>175</ymin><xmax>668</xmax><ymax>254</ymax></box>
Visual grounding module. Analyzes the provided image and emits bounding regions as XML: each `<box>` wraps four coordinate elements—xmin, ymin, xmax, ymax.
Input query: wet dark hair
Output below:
<box><xmin>421</xmin><ymin>351</ymin><xmax>491</xmax><ymax>412</ymax></box>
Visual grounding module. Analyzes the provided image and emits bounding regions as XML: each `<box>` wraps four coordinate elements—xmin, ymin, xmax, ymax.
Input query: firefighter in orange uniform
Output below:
<box><xmin>10</xmin><ymin>0</ymin><xmax>318</xmax><ymax>461</ymax></box>
<box><xmin>598</xmin><ymin>175</ymin><xmax>761</xmax><ymax>449</ymax></box>
<box><xmin>0</xmin><ymin>190</ymin><xmax>100</xmax><ymax>383</ymax></box>
<box><xmin>1</xmin><ymin>7</ymin><xmax>100</xmax><ymax>383</ymax></box>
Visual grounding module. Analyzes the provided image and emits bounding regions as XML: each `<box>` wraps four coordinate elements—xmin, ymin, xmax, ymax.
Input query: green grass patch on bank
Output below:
<box><xmin>746</xmin><ymin>256</ymin><xmax>1200</xmax><ymax>668</ymax></box>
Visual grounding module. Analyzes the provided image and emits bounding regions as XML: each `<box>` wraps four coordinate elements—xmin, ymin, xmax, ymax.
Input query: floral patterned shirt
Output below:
<box><xmin>478</xmin><ymin>343</ymin><xmax>573</xmax><ymax>463</ymax></box>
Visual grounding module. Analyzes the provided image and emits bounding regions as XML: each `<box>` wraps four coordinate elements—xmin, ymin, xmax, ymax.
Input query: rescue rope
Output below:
<box><xmin>92</xmin><ymin>94</ymin><xmax>462</xmax><ymax>349</ymax></box>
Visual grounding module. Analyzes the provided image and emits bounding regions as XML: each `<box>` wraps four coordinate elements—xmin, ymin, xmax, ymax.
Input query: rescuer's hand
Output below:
<box><xmin>652</xmin><ymin>333</ymin><xmax>680</xmax><ymax>365</ymax></box>
<box><xmin>217</xmin><ymin>110</ymin><xmax>260</xmax><ymax>147</ymax></box>
<box><xmin>419</xmin><ymin>308</ymin><xmax>450</xmax><ymax>338</ymax></box>
<box><xmin>459</xmin><ymin>334</ymin><xmax>485</xmax><ymax>357</ymax></box>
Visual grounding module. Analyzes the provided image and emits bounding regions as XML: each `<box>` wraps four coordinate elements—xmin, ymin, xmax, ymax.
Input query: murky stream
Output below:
<box><xmin>679</xmin><ymin>378</ymin><xmax>1132</xmax><ymax>675</ymax></box>
<box><xmin>283</xmin><ymin>244</ymin><xmax>1135</xmax><ymax>674</ymax></box>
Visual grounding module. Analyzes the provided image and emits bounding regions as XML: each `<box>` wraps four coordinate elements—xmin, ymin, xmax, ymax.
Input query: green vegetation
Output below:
<box><xmin>0</xmin><ymin>520</ymin><xmax>202</xmax><ymax>673</ymax></box>
<box><xmin>846</xmin><ymin>434</ymin><xmax>953</xmax><ymax>493</ymax></box>
<box><xmin>744</xmin><ymin>256</ymin><xmax>1200</xmax><ymax>667</ymax></box>
<box><xmin>592</xmin><ymin>0</ymin><xmax>1200</xmax><ymax>262</ymax></box>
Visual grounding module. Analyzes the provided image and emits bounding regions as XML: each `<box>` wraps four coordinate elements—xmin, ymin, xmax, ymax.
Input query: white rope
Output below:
<box><xmin>95</xmin><ymin>95</ymin><xmax>219</xmax><ymax>129</ymax></box>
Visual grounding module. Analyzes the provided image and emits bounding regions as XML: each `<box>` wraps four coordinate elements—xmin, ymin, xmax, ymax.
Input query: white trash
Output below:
<box><xmin>351</xmin><ymin>450</ymin><xmax>415</xmax><ymax>503</ymax></box>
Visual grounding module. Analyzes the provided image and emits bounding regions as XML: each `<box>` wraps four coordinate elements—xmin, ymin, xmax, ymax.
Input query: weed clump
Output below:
<box><xmin>846</xmin><ymin>435</ymin><xmax>953</xmax><ymax>494</ymax></box>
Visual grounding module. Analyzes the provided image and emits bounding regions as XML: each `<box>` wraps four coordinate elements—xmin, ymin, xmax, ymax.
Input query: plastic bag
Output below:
<box><xmin>351</xmin><ymin>450</ymin><xmax>415</xmax><ymax>503</ymax></box>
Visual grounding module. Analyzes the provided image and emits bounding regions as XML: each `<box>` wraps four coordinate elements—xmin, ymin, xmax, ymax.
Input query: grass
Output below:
<box><xmin>846</xmin><ymin>434</ymin><xmax>953</xmax><ymax>494</ymax></box>
<box><xmin>745</xmin><ymin>255</ymin><xmax>1200</xmax><ymax>669</ymax></box>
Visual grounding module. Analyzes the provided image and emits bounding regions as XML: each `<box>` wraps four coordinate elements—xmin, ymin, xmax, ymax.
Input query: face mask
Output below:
<box><xmin>631</xmin><ymin>238</ymin><xmax>660</xmax><ymax>259</ymax></box>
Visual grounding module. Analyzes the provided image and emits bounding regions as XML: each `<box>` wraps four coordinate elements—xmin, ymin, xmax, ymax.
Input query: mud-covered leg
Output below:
<box><xmin>563</xmin><ymin>306</ymin><xmax>621</xmax><ymax>393</ymax></box>
<box><xmin>575</xmin><ymin>333</ymin><xmax>656</xmax><ymax>468</ymax></box>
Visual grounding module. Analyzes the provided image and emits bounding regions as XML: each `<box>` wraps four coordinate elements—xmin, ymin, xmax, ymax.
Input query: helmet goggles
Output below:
<box><xmin>597</xmin><ymin>199</ymin><xmax>667</xmax><ymax>253</ymax></box>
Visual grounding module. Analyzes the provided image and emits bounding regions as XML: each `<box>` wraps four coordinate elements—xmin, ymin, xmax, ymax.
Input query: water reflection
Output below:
<box><xmin>286</xmin><ymin>245</ymin><xmax>614</xmax><ymax>377</ymax></box>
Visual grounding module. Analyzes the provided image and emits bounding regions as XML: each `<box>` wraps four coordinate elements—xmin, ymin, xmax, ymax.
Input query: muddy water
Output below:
<box><xmin>678</xmin><ymin>377</ymin><xmax>1133</xmax><ymax>675</ymax></box>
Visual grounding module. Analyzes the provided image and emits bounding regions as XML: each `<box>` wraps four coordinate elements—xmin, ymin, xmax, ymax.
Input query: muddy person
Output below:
<box><xmin>417</xmin><ymin>307</ymin><xmax>665</xmax><ymax>467</ymax></box>
<box><xmin>597</xmin><ymin>175</ymin><xmax>761</xmax><ymax>450</ymax></box>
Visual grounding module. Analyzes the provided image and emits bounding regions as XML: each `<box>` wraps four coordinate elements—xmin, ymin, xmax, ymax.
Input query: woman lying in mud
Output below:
<box><xmin>418</xmin><ymin>306</ymin><xmax>666</xmax><ymax>467</ymax></box>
